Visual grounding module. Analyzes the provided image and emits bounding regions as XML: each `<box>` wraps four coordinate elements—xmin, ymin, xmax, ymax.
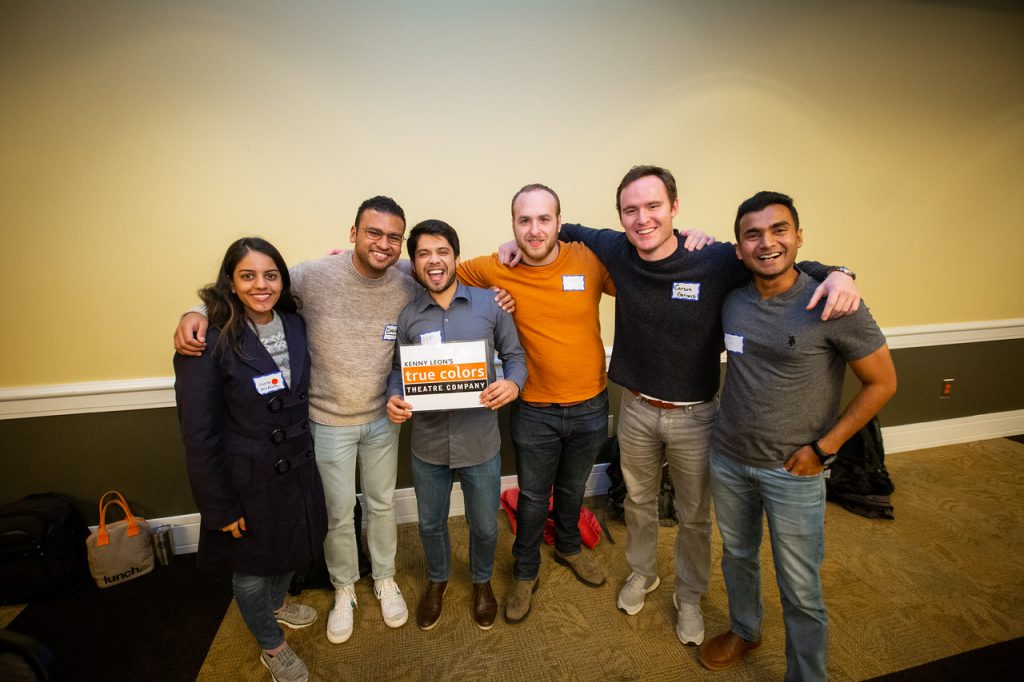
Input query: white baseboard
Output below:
<box><xmin>148</xmin><ymin>411</ymin><xmax>1022</xmax><ymax>556</ymax></box>
<box><xmin>882</xmin><ymin>409</ymin><xmax>1024</xmax><ymax>453</ymax></box>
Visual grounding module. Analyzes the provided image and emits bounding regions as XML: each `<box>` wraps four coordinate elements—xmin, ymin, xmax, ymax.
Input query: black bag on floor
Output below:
<box><xmin>825</xmin><ymin>417</ymin><xmax>895</xmax><ymax>519</ymax></box>
<box><xmin>604</xmin><ymin>437</ymin><xmax>678</xmax><ymax>527</ymax></box>
<box><xmin>289</xmin><ymin>499</ymin><xmax>371</xmax><ymax>595</ymax></box>
<box><xmin>0</xmin><ymin>493</ymin><xmax>90</xmax><ymax>604</ymax></box>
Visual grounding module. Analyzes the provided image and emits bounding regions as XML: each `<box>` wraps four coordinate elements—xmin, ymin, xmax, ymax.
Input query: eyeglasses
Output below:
<box><xmin>362</xmin><ymin>226</ymin><xmax>405</xmax><ymax>245</ymax></box>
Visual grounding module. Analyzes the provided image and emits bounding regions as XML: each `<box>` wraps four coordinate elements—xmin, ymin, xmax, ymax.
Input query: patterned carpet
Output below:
<box><xmin>192</xmin><ymin>437</ymin><xmax>1024</xmax><ymax>681</ymax></box>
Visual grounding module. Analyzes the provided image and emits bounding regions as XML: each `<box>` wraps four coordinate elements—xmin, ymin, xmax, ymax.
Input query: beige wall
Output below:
<box><xmin>2</xmin><ymin>0</ymin><xmax>1022</xmax><ymax>387</ymax></box>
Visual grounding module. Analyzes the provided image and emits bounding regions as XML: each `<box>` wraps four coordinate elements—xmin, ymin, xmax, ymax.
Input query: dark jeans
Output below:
<box><xmin>510</xmin><ymin>389</ymin><xmax>609</xmax><ymax>580</ymax></box>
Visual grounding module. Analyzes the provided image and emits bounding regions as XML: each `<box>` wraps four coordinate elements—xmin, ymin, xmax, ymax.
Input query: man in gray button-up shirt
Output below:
<box><xmin>386</xmin><ymin>219</ymin><xmax>526</xmax><ymax>633</ymax></box>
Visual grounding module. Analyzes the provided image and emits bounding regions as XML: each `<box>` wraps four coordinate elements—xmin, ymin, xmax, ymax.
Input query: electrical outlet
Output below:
<box><xmin>940</xmin><ymin>378</ymin><xmax>955</xmax><ymax>399</ymax></box>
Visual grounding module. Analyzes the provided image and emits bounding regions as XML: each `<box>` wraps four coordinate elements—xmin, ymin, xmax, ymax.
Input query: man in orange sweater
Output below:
<box><xmin>457</xmin><ymin>183</ymin><xmax>614</xmax><ymax>623</ymax></box>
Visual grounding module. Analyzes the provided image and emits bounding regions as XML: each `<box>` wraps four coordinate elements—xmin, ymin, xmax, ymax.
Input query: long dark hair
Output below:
<box><xmin>198</xmin><ymin>237</ymin><xmax>300</xmax><ymax>357</ymax></box>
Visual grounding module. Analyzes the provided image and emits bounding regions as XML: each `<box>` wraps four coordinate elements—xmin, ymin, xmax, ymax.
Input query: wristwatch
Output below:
<box><xmin>829</xmin><ymin>266</ymin><xmax>856</xmax><ymax>280</ymax></box>
<box><xmin>809</xmin><ymin>441</ymin><xmax>837</xmax><ymax>467</ymax></box>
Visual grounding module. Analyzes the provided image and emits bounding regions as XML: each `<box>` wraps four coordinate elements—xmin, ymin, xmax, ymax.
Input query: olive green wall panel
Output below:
<box><xmin>1</xmin><ymin>341</ymin><xmax>1020</xmax><ymax>523</ymax></box>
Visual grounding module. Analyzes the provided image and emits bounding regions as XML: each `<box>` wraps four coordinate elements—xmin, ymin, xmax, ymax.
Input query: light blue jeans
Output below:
<box><xmin>411</xmin><ymin>453</ymin><xmax>501</xmax><ymax>584</ymax></box>
<box><xmin>709</xmin><ymin>450</ymin><xmax>828</xmax><ymax>682</ymax></box>
<box><xmin>233</xmin><ymin>571</ymin><xmax>294</xmax><ymax>650</ymax></box>
<box><xmin>311</xmin><ymin>416</ymin><xmax>401</xmax><ymax>587</ymax></box>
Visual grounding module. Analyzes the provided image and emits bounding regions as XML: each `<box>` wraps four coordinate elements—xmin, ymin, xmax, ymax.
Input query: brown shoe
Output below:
<box><xmin>698</xmin><ymin>631</ymin><xmax>762</xmax><ymax>671</ymax></box>
<box><xmin>416</xmin><ymin>580</ymin><xmax>447</xmax><ymax>631</ymax></box>
<box><xmin>473</xmin><ymin>581</ymin><xmax>497</xmax><ymax>630</ymax></box>
<box><xmin>554</xmin><ymin>549</ymin><xmax>606</xmax><ymax>587</ymax></box>
<box><xmin>504</xmin><ymin>577</ymin><xmax>539</xmax><ymax>624</ymax></box>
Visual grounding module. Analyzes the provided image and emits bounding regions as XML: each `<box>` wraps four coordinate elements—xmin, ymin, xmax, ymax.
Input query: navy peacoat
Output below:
<box><xmin>174</xmin><ymin>311</ymin><xmax>327</xmax><ymax>576</ymax></box>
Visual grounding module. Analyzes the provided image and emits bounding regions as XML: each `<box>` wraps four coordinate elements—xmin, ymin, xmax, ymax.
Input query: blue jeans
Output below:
<box><xmin>311</xmin><ymin>416</ymin><xmax>400</xmax><ymax>586</ymax></box>
<box><xmin>509</xmin><ymin>390</ymin><xmax>608</xmax><ymax>579</ymax></box>
<box><xmin>411</xmin><ymin>453</ymin><xmax>501</xmax><ymax>584</ymax></box>
<box><xmin>709</xmin><ymin>450</ymin><xmax>828</xmax><ymax>682</ymax></box>
<box><xmin>232</xmin><ymin>571</ymin><xmax>294</xmax><ymax>650</ymax></box>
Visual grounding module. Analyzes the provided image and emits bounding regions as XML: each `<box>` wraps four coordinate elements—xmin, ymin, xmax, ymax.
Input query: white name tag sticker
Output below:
<box><xmin>253</xmin><ymin>372</ymin><xmax>287</xmax><ymax>395</ymax></box>
<box><xmin>724</xmin><ymin>333</ymin><xmax>744</xmax><ymax>354</ymax></box>
<box><xmin>562</xmin><ymin>274</ymin><xmax>585</xmax><ymax>291</ymax></box>
<box><xmin>672</xmin><ymin>282</ymin><xmax>700</xmax><ymax>301</ymax></box>
<box><xmin>382</xmin><ymin>324</ymin><xmax>398</xmax><ymax>341</ymax></box>
<box><xmin>419</xmin><ymin>330</ymin><xmax>443</xmax><ymax>345</ymax></box>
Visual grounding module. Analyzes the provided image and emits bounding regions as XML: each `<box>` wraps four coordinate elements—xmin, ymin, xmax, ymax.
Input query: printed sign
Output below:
<box><xmin>399</xmin><ymin>339</ymin><xmax>490</xmax><ymax>411</ymax></box>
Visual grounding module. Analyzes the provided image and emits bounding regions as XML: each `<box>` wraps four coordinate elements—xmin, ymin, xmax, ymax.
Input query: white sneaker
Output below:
<box><xmin>374</xmin><ymin>577</ymin><xmax>409</xmax><ymax>628</ymax></box>
<box><xmin>617</xmin><ymin>571</ymin><xmax>660</xmax><ymax>615</ymax></box>
<box><xmin>327</xmin><ymin>583</ymin><xmax>357</xmax><ymax>644</ymax></box>
<box><xmin>673</xmin><ymin>593</ymin><xmax>705</xmax><ymax>645</ymax></box>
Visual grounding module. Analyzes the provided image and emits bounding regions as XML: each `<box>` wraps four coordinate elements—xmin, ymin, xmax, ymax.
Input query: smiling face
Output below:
<box><xmin>413</xmin><ymin>233</ymin><xmax>460</xmax><ymax>296</ymax></box>
<box><xmin>349</xmin><ymin>208</ymin><xmax>406</xmax><ymax>278</ymax></box>
<box><xmin>617</xmin><ymin>174</ymin><xmax>679</xmax><ymax>261</ymax></box>
<box><xmin>735</xmin><ymin>203</ymin><xmax>803</xmax><ymax>287</ymax></box>
<box><xmin>232</xmin><ymin>249</ymin><xmax>282</xmax><ymax>324</ymax></box>
<box><xmin>512</xmin><ymin>188</ymin><xmax>561</xmax><ymax>266</ymax></box>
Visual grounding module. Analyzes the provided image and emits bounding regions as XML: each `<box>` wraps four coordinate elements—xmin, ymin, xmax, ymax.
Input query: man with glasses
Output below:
<box><xmin>174</xmin><ymin>196</ymin><xmax>420</xmax><ymax>645</ymax></box>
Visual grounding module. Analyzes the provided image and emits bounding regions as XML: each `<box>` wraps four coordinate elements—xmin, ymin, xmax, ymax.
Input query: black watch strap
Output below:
<box><xmin>810</xmin><ymin>441</ymin><xmax>836</xmax><ymax>466</ymax></box>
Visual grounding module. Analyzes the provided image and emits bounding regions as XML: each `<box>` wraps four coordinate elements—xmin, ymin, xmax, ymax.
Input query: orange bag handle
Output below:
<box><xmin>97</xmin><ymin>490</ymin><xmax>131</xmax><ymax>517</ymax></box>
<box><xmin>95</xmin><ymin>492</ymin><xmax>142</xmax><ymax>547</ymax></box>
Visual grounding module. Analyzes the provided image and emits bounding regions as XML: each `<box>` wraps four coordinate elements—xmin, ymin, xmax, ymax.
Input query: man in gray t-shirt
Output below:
<box><xmin>698</xmin><ymin>191</ymin><xmax>896</xmax><ymax>681</ymax></box>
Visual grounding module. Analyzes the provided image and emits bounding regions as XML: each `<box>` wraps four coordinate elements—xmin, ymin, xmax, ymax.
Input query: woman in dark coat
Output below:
<box><xmin>174</xmin><ymin>237</ymin><xmax>327</xmax><ymax>682</ymax></box>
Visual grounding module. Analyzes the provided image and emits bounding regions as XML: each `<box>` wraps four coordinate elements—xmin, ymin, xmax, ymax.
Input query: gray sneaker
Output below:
<box><xmin>617</xmin><ymin>571</ymin><xmax>660</xmax><ymax>615</ymax></box>
<box><xmin>275</xmin><ymin>602</ymin><xmax>317</xmax><ymax>629</ymax></box>
<box><xmin>260</xmin><ymin>646</ymin><xmax>309</xmax><ymax>682</ymax></box>
<box><xmin>674</xmin><ymin>593</ymin><xmax>705</xmax><ymax>645</ymax></box>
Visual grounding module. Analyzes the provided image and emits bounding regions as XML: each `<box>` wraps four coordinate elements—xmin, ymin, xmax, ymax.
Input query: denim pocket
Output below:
<box><xmin>585</xmin><ymin>389</ymin><xmax>609</xmax><ymax>410</ymax></box>
<box><xmin>689</xmin><ymin>395</ymin><xmax>720</xmax><ymax>424</ymax></box>
<box><xmin>779</xmin><ymin>466</ymin><xmax>824</xmax><ymax>480</ymax></box>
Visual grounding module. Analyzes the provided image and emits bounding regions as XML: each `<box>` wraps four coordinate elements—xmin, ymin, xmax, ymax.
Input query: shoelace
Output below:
<box><xmin>377</xmin><ymin>580</ymin><xmax>401</xmax><ymax>603</ymax></box>
<box><xmin>627</xmin><ymin>572</ymin><xmax>648</xmax><ymax>589</ymax></box>
<box><xmin>337</xmin><ymin>585</ymin><xmax>357</xmax><ymax>609</ymax></box>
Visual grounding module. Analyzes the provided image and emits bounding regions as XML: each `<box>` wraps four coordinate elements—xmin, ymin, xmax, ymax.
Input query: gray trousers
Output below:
<box><xmin>617</xmin><ymin>391</ymin><xmax>719</xmax><ymax>605</ymax></box>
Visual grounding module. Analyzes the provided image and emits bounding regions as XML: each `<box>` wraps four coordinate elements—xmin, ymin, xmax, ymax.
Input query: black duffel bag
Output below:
<box><xmin>0</xmin><ymin>493</ymin><xmax>90</xmax><ymax>604</ymax></box>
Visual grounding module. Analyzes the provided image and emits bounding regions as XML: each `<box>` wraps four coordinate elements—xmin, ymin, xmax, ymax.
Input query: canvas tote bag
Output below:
<box><xmin>85</xmin><ymin>491</ymin><xmax>154</xmax><ymax>588</ymax></box>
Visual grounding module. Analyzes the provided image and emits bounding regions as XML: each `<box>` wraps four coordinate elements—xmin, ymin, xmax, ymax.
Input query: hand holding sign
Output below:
<box><xmin>479</xmin><ymin>378</ymin><xmax>519</xmax><ymax>411</ymax></box>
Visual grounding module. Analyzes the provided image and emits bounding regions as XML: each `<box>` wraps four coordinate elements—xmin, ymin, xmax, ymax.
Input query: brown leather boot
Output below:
<box><xmin>504</xmin><ymin>577</ymin><xmax>539</xmax><ymax>624</ymax></box>
<box><xmin>698</xmin><ymin>631</ymin><xmax>762</xmax><ymax>671</ymax></box>
<box><xmin>554</xmin><ymin>549</ymin><xmax>606</xmax><ymax>587</ymax></box>
<box><xmin>416</xmin><ymin>580</ymin><xmax>447</xmax><ymax>631</ymax></box>
<box><xmin>473</xmin><ymin>581</ymin><xmax>497</xmax><ymax>630</ymax></box>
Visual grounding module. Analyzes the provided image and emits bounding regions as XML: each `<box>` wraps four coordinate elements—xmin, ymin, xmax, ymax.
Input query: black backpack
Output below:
<box><xmin>0</xmin><ymin>493</ymin><xmax>90</xmax><ymax>604</ymax></box>
<box><xmin>604</xmin><ymin>437</ymin><xmax>678</xmax><ymax>526</ymax></box>
<box><xmin>825</xmin><ymin>418</ymin><xmax>895</xmax><ymax>519</ymax></box>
